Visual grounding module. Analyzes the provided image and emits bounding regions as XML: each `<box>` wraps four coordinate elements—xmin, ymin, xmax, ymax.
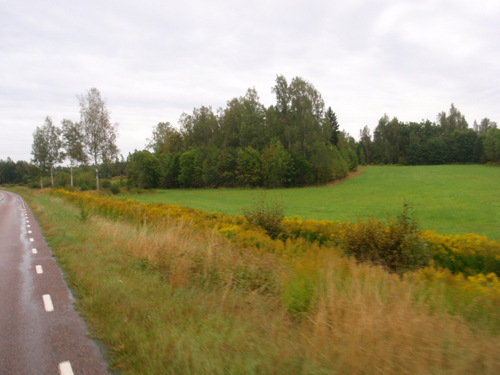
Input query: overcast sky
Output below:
<box><xmin>1</xmin><ymin>0</ymin><xmax>499</xmax><ymax>162</ymax></box>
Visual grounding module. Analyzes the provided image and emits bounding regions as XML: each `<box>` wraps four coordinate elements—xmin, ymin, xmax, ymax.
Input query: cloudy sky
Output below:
<box><xmin>1</xmin><ymin>0</ymin><xmax>499</xmax><ymax>162</ymax></box>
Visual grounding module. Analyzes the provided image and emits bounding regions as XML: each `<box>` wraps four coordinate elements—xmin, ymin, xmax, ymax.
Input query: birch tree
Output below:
<box><xmin>78</xmin><ymin>88</ymin><xmax>118</xmax><ymax>190</ymax></box>
<box><xmin>61</xmin><ymin>119</ymin><xmax>87</xmax><ymax>187</ymax></box>
<box><xmin>31</xmin><ymin>125</ymin><xmax>49</xmax><ymax>188</ymax></box>
<box><xmin>31</xmin><ymin>116</ymin><xmax>63</xmax><ymax>187</ymax></box>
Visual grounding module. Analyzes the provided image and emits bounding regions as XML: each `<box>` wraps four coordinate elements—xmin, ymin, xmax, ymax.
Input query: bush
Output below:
<box><xmin>340</xmin><ymin>203</ymin><xmax>430</xmax><ymax>272</ymax></box>
<box><xmin>243</xmin><ymin>193</ymin><xmax>286</xmax><ymax>239</ymax></box>
<box><xmin>76</xmin><ymin>204</ymin><xmax>90</xmax><ymax>223</ymax></box>
<box><xmin>101</xmin><ymin>180</ymin><xmax>112</xmax><ymax>190</ymax></box>
<box><xmin>109</xmin><ymin>184</ymin><xmax>120</xmax><ymax>195</ymax></box>
<box><xmin>54</xmin><ymin>172</ymin><xmax>71</xmax><ymax>187</ymax></box>
<box><xmin>80</xmin><ymin>183</ymin><xmax>96</xmax><ymax>191</ymax></box>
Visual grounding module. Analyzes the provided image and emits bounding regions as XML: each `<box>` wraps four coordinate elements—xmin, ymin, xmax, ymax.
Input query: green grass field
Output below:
<box><xmin>123</xmin><ymin>165</ymin><xmax>500</xmax><ymax>240</ymax></box>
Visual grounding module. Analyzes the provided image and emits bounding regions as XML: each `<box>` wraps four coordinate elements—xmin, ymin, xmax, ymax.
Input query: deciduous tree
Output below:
<box><xmin>31</xmin><ymin>116</ymin><xmax>63</xmax><ymax>187</ymax></box>
<box><xmin>127</xmin><ymin>150</ymin><xmax>159</xmax><ymax>189</ymax></box>
<box><xmin>236</xmin><ymin>146</ymin><xmax>263</xmax><ymax>187</ymax></box>
<box><xmin>178</xmin><ymin>148</ymin><xmax>203</xmax><ymax>188</ymax></box>
<box><xmin>438</xmin><ymin>103</ymin><xmax>468</xmax><ymax>133</ymax></box>
<box><xmin>61</xmin><ymin>119</ymin><xmax>87</xmax><ymax>186</ymax></box>
<box><xmin>473</xmin><ymin>118</ymin><xmax>497</xmax><ymax>134</ymax></box>
<box><xmin>483</xmin><ymin>128</ymin><xmax>500</xmax><ymax>163</ymax></box>
<box><xmin>262</xmin><ymin>140</ymin><xmax>293</xmax><ymax>188</ymax></box>
<box><xmin>78</xmin><ymin>88</ymin><xmax>119</xmax><ymax>190</ymax></box>
<box><xmin>147</xmin><ymin>122</ymin><xmax>183</xmax><ymax>154</ymax></box>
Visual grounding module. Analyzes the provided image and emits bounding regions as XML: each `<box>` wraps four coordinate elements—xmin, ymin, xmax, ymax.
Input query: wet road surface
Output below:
<box><xmin>0</xmin><ymin>190</ymin><xmax>110</xmax><ymax>374</ymax></box>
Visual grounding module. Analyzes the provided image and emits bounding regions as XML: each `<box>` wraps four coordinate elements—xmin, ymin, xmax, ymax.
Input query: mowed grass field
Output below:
<box><xmin>123</xmin><ymin>165</ymin><xmax>500</xmax><ymax>240</ymax></box>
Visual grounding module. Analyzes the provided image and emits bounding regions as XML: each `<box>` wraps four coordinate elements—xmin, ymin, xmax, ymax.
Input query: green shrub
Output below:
<box><xmin>109</xmin><ymin>184</ymin><xmax>120</xmax><ymax>195</ymax></box>
<box><xmin>243</xmin><ymin>193</ymin><xmax>286</xmax><ymax>239</ymax></box>
<box><xmin>340</xmin><ymin>203</ymin><xmax>430</xmax><ymax>272</ymax></box>
<box><xmin>101</xmin><ymin>180</ymin><xmax>112</xmax><ymax>190</ymax></box>
<box><xmin>76</xmin><ymin>204</ymin><xmax>90</xmax><ymax>223</ymax></box>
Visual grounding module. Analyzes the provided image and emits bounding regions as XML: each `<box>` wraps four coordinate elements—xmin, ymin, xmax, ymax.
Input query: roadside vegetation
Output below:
<box><xmin>15</xmin><ymin>186</ymin><xmax>500</xmax><ymax>374</ymax></box>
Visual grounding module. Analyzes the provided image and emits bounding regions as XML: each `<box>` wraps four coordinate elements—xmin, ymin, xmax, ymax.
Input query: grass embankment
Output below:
<box><xmin>19</xmin><ymin>187</ymin><xmax>500</xmax><ymax>374</ymax></box>
<box><xmin>122</xmin><ymin>165</ymin><xmax>500</xmax><ymax>240</ymax></box>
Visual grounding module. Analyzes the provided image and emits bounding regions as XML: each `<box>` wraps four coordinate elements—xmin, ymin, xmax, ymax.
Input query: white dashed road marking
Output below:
<box><xmin>58</xmin><ymin>361</ymin><xmax>75</xmax><ymax>375</ymax></box>
<box><xmin>35</xmin><ymin>265</ymin><xmax>43</xmax><ymax>274</ymax></box>
<box><xmin>32</xmin><ymin>248</ymin><xmax>38</xmax><ymax>254</ymax></box>
<box><xmin>42</xmin><ymin>294</ymin><xmax>54</xmax><ymax>312</ymax></box>
<box><xmin>29</xmin><ymin>238</ymin><xmax>34</xmax><ymax>242</ymax></box>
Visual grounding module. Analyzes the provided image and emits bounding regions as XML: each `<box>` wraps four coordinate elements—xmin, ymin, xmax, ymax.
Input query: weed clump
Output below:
<box><xmin>76</xmin><ymin>204</ymin><xmax>90</xmax><ymax>223</ymax></box>
<box><xmin>243</xmin><ymin>193</ymin><xmax>286</xmax><ymax>239</ymax></box>
<box><xmin>340</xmin><ymin>203</ymin><xmax>430</xmax><ymax>272</ymax></box>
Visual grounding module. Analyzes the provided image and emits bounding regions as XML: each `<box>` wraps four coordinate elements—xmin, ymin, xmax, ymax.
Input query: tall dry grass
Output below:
<box><xmin>101</xmin><ymin>218</ymin><xmax>284</xmax><ymax>293</ymax></box>
<box><xmin>307</xmin><ymin>256</ymin><xmax>500</xmax><ymax>374</ymax></box>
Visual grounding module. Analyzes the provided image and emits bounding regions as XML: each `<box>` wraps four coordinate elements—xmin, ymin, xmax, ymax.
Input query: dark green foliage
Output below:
<box><xmin>0</xmin><ymin>158</ymin><xmax>31</xmax><ymax>185</ymax></box>
<box><xmin>236</xmin><ymin>146</ymin><xmax>263</xmax><ymax>187</ymax></box>
<box><xmin>101</xmin><ymin>179</ymin><xmax>112</xmax><ymax>190</ymax></box>
<box><xmin>325</xmin><ymin>106</ymin><xmax>340</xmax><ymax>146</ymax></box>
<box><xmin>366</xmin><ymin>104</ymin><xmax>497</xmax><ymax>166</ymax></box>
<box><xmin>178</xmin><ymin>148</ymin><xmax>203</xmax><ymax>188</ymax></box>
<box><xmin>308</xmin><ymin>142</ymin><xmax>342</xmax><ymax>183</ymax></box>
<box><xmin>261</xmin><ymin>141</ymin><xmax>293</xmax><ymax>188</ymax></box>
<box><xmin>201</xmin><ymin>148</ymin><xmax>237</xmax><ymax>187</ymax></box>
<box><xmin>54</xmin><ymin>172</ymin><xmax>71</xmax><ymax>187</ymax></box>
<box><xmin>483</xmin><ymin>128</ymin><xmax>500</xmax><ymax>163</ymax></box>
<box><xmin>289</xmin><ymin>154</ymin><xmax>314</xmax><ymax>186</ymax></box>
<box><xmin>446</xmin><ymin>129</ymin><xmax>478</xmax><ymax>163</ymax></box>
<box><xmin>126</xmin><ymin>150</ymin><xmax>159</xmax><ymax>189</ymax></box>
<box><xmin>109</xmin><ymin>184</ymin><xmax>120</xmax><ymax>195</ymax></box>
<box><xmin>158</xmin><ymin>153</ymin><xmax>180</xmax><ymax>188</ymax></box>
<box><xmin>127</xmin><ymin>75</ymin><xmax>357</xmax><ymax>189</ymax></box>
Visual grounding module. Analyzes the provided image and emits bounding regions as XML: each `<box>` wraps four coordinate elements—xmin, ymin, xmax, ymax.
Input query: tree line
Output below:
<box><xmin>127</xmin><ymin>75</ymin><xmax>358</xmax><ymax>189</ymax></box>
<box><xmin>358</xmin><ymin>104</ymin><xmax>499</xmax><ymax>165</ymax></box>
<box><xmin>1</xmin><ymin>76</ymin><xmax>499</xmax><ymax>189</ymax></box>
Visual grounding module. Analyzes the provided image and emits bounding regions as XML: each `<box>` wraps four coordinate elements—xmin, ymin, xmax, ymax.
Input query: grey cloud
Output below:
<box><xmin>1</xmin><ymin>0</ymin><xmax>499</xmax><ymax>161</ymax></box>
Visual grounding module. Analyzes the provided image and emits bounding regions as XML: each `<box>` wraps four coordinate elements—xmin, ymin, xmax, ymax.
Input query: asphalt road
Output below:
<box><xmin>0</xmin><ymin>190</ymin><xmax>110</xmax><ymax>375</ymax></box>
